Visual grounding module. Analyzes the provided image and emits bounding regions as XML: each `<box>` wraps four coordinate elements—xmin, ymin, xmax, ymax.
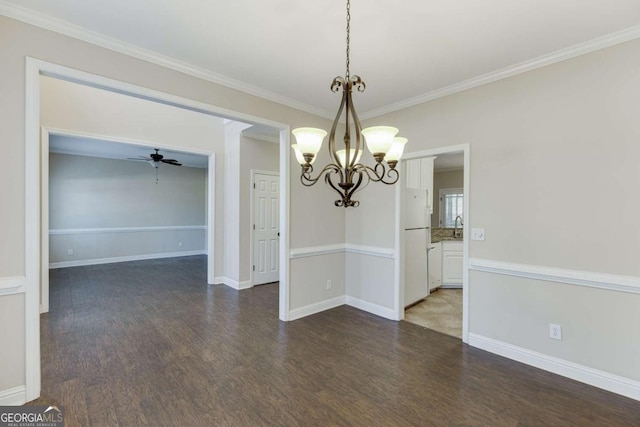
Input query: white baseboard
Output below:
<box><xmin>213</xmin><ymin>276</ymin><xmax>252</xmax><ymax>290</ymax></box>
<box><xmin>49</xmin><ymin>250</ymin><xmax>206</xmax><ymax>269</ymax></box>
<box><xmin>439</xmin><ymin>284</ymin><xmax>463</xmax><ymax>289</ymax></box>
<box><xmin>345</xmin><ymin>296</ymin><xmax>398</xmax><ymax>320</ymax></box>
<box><xmin>468</xmin><ymin>333</ymin><xmax>640</xmax><ymax>402</ymax></box>
<box><xmin>288</xmin><ymin>296</ymin><xmax>346</xmax><ymax>321</ymax></box>
<box><xmin>0</xmin><ymin>385</ymin><xmax>26</xmax><ymax>406</ymax></box>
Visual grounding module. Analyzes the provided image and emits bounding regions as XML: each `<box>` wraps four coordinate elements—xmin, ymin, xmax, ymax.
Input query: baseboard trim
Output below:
<box><xmin>213</xmin><ymin>276</ymin><xmax>252</xmax><ymax>290</ymax></box>
<box><xmin>0</xmin><ymin>276</ymin><xmax>26</xmax><ymax>296</ymax></box>
<box><xmin>49</xmin><ymin>250</ymin><xmax>206</xmax><ymax>269</ymax></box>
<box><xmin>345</xmin><ymin>296</ymin><xmax>398</xmax><ymax>320</ymax></box>
<box><xmin>468</xmin><ymin>333</ymin><xmax>640</xmax><ymax>402</ymax></box>
<box><xmin>288</xmin><ymin>296</ymin><xmax>346</xmax><ymax>321</ymax></box>
<box><xmin>469</xmin><ymin>258</ymin><xmax>640</xmax><ymax>295</ymax></box>
<box><xmin>0</xmin><ymin>385</ymin><xmax>26</xmax><ymax>406</ymax></box>
<box><xmin>439</xmin><ymin>284</ymin><xmax>463</xmax><ymax>289</ymax></box>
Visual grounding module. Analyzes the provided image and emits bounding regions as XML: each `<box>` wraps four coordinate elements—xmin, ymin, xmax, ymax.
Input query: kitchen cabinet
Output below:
<box><xmin>405</xmin><ymin>157</ymin><xmax>435</xmax><ymax>214</ymax></box>
<box><xmin>442</xmin><ymin>241</ymin><xmax>463</xmax><ymax>286</ymax></box>
<box><xmin>428</xmin><ymin>242</ymin><xmax>442</xmax><ymax>291</ymax></box>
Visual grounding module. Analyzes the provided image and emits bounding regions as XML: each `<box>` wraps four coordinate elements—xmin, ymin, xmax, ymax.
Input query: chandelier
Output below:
<box><xmin>291</xmin><ymin>0</ymin><xmax>407</xmax><ymax>208</ymax></box>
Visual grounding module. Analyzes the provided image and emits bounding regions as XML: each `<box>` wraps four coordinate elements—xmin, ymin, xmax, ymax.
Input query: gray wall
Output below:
<box><xmin>49</xmin><ymin>153</ymin><xmax>206</xmax><ymax>264</ymax></box>
<box><xmin>359</xmin><ymin>38</ymin><xmax>640</xmax><ymax>382</ymax></box>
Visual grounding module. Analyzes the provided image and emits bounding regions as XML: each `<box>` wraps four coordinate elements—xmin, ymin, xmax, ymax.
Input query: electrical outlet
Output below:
<box><xmin>178</xmin><ymin>241</ymin><xmax>183</xmax><ymax>248</ymax></box>
<box><xmin>67</xmin><ymin>249</ymin><xmax>74</xmax><ymax>256</ymax></box>
<box><xmin>549</xmin><ymin>323</ymin><xmax>562</xmax><ymax>341</ymax></box>
<box><xmin>326</xmin><ymin>279</ymin><xmax>332</xmax><ymax>290</ymax></box>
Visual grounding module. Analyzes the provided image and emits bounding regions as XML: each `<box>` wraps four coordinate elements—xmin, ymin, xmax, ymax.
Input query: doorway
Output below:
<box><xmin>24</xmin><ymin>58</ymin><xmax>292</xmax><ymax>402</ymax></box>
<box><xmin>396</xmin><ymin>144</ymin><xmax>470</xmax><ymax>342</ymax></box>
<box><xmin>40</xmin><ymin>129</ymin><xmax>215</xmax><ymax>313</ymax></box>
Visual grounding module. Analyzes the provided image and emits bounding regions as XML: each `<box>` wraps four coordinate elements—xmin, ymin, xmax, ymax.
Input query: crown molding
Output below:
<box><xmin>0</xmin><ymin>0</ymin><xmax>333</xmax><ymax>120</ymax></box>
<box><xmin>360</xmin><ymin>24</ymin><xmax>640</xmax><ymax>119</ymax></box>
<box><xmin>3</xmin><ymin>1</ymin><xmax>640</xmax><ymax>121</ymax></box>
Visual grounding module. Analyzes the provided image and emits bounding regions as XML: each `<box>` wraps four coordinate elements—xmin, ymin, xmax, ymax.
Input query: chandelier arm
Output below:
<box><xmin>345</xmin><ymin>82</ymin><xmax>361</xmax><ymax>170</ymax></box>
<box><xmin>354</xmin><ymin>163</ymin><xmax>400</xmax><ymax>185</ymax></box>
<box><xmin>324</xmin><ymin>171</ymin><xmax>349</xmax><ymax>206</ymax></box>
<box><xmin>300</xmin><ymin>163</ymin><xmax>343</xmax><ymax>187</ymax></box>
<box><xmin>328</xmin><ymin>85</ymin><xmax>349</xmax><ymax>169</ymax></box>
<box><xmin>345</xmin><ymin>168</ymin><xmax>365</xmax><ymax>203</ymax></box>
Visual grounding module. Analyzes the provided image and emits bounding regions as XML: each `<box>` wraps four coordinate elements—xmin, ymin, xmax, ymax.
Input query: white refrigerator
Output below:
<box><xmin>404</xmin><ymin>188</ymin><xmax>431</xmax><ymax>307</ymax></box>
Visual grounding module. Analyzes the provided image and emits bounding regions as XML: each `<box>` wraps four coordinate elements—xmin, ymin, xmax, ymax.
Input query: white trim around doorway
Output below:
<box><xmin>393</xmin><ymin>143</ymin><xmax>471</xmax><ymax>343</ymax></box>
<box><xmin>25</xmin><ymin>57</ymin><xmax>291</xmax><ymax>403</ymax></box>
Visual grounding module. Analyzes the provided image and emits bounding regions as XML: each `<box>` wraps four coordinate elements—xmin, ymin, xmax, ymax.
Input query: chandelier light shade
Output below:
<box><xmin>385</xmin><ymin>137</ymin><xmax>408</xmax><ymax>167</ymax></box>
<box><xmin>361</xmin><ymin>126</ymin><xmax>399</xmax><ymax>160</ymax></box>
<box><xmin>292</xmin><ymin>144</ymin><xmax>317</xmax><ymax>165</ymax></box>
<box><xmin>336</xmin><ymin>148</ymin><xmax>363</xmax><ymax>167</ymax></box>
<box><xmin>291</xmin><ymin>0</ymin><xmax>407</xmax><ymax>208</ymax></box>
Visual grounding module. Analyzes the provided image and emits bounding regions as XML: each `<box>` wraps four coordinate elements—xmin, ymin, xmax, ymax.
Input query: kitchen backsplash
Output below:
<box><xmin>431</xmin><ymin>227</ymin><xmax>463</xmax><ymax>243</ymax></box>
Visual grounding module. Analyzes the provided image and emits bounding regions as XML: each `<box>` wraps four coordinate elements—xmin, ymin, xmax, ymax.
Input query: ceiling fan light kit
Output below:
<box><xmin>291</xmin><ymin>0</ymin><xmax>407</xmax><ymax>208</ymax></box>
<box><xmin>126</xmin><ymin>148</ymin><xmax>182</xmax><ymax>183</ymax></box>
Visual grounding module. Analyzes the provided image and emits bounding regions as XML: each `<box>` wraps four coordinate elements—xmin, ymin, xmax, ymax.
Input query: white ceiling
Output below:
<box><xmin>2</xmin><ymin>1</ymin><xmax>640</xmax><ymax>119</ymax></box>
<box><xmin>50</xmin><ymin>134</ymin><xmax>210</xmax><ymax>168</ymax></box>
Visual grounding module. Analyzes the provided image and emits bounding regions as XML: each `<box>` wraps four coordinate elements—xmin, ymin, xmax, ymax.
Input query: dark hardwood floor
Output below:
<box><xmin>30</xmin><ymin>256</ymin><xmax>640</xmax><ymax>426</ymax></box>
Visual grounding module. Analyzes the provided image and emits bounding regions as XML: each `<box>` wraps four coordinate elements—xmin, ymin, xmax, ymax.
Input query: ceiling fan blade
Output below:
<box><xmin>126</xmin><ymin>157</ymin><xmax>151</xmax><ymax>161</ymax></box>
<box><xmin>161</xmin><ymin>158</ymin><xmax>178</xmax><ymax>162</ymax></box>
<box><xmin>162</xmin><ymin>160</ymin><xmax>182</xmax><ymax>166</ymax></box>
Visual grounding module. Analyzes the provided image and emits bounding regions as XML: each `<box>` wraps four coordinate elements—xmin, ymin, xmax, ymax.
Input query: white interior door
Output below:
<box><xmin>252</xmin><ymin>173</ymin><xmax>279</xmax><ymax>285</ymax></box>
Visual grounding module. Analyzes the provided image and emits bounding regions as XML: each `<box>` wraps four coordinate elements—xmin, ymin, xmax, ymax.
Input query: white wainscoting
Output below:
<box><xmin>0</xmin><ymin>276</ymin><xmax>26</xmax><ymax>296</ymax></box>
<box><xmin>49</xmin><ymin>225</ymin><xmax>207</xmax><ymax>268</ymax></box>
<box><xmin>288</xmin><ymin>244</ymin><xmax>396</xmax><ymax>321</ymax></box>
<box><xmin>468</xmin><ymin>333</ymin><xmax>640</xmax><ymax>401</ymax></box>
<box><xmin>0</xmin><ymin>385</ymin><xmax>27</xmax><ymax>406</ymax></box>
<box><xmin>469</xmin><ymin>258</ymin><xmax>640</xmax><ymax>295</ymax></box>
<box><xmin>469</xmin><ymin>258</ymin><xmax>640</xmax><ymax>401</ymax></box>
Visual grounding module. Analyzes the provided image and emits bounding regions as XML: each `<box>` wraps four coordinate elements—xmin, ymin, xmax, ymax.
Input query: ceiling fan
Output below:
<box><xmin>127</xmin><ymin>149</ymin><xmax>182</xmax><ymax>168</ymax></box>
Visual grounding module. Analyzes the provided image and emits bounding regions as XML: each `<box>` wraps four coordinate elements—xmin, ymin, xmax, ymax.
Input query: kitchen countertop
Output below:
<box><xmin>432</xmin><ymin>237</ymin><xmax>464</xmax><ymax>243</ymax></box>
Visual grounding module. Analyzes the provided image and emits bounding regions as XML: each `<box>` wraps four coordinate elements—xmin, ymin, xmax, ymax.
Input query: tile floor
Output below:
<box><xmin>404</xmin><ymin>288</ymin><xmax>462</xmax><ymax>338</ymax></box>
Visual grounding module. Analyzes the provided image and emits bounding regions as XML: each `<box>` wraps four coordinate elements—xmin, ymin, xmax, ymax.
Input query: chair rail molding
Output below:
<box><xmin>469</xmin><ymin>258</ymin><xmax>640</xmax><ymax>295</ymax></box>
<box><xmin>0</xmin><ymin>276</ymin><xmax>26</xmax><ymax>296</ymax></box>
<box><xmin>289</xmin><ymin>243</ymin><xmax>395</xmax><ymax>259</ymax></box>
<box><xmin>49</xmin><ymin>225</ymin><xmax>206</xmax><ymax>235</ymax></box>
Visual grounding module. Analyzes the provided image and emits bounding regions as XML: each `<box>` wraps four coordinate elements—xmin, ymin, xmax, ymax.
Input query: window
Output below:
<box><xmin>439</xmin><ymin>188</ymin><xmax>463</xmax><ymax>228</ymax></box>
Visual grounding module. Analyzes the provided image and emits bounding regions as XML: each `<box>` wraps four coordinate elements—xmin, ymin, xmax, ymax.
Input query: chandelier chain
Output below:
<box><xmin>346</xmin><ymin>0</ymin><xmax>351</xmax><ymax>79</ymax></box>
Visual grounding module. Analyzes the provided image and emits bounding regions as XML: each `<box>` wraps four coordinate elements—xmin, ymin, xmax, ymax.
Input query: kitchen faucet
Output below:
<box><xmin>453</xmin><ymin>216</ymin><xmax>463</xmax><ymax>238</ymax></box>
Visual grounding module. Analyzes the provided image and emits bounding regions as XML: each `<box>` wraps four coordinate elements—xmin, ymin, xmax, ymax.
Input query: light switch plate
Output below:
<box><xmin>471</xmin><ymin>228</ymin><xmax>485</xmax><ymax>241</ymax></box>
